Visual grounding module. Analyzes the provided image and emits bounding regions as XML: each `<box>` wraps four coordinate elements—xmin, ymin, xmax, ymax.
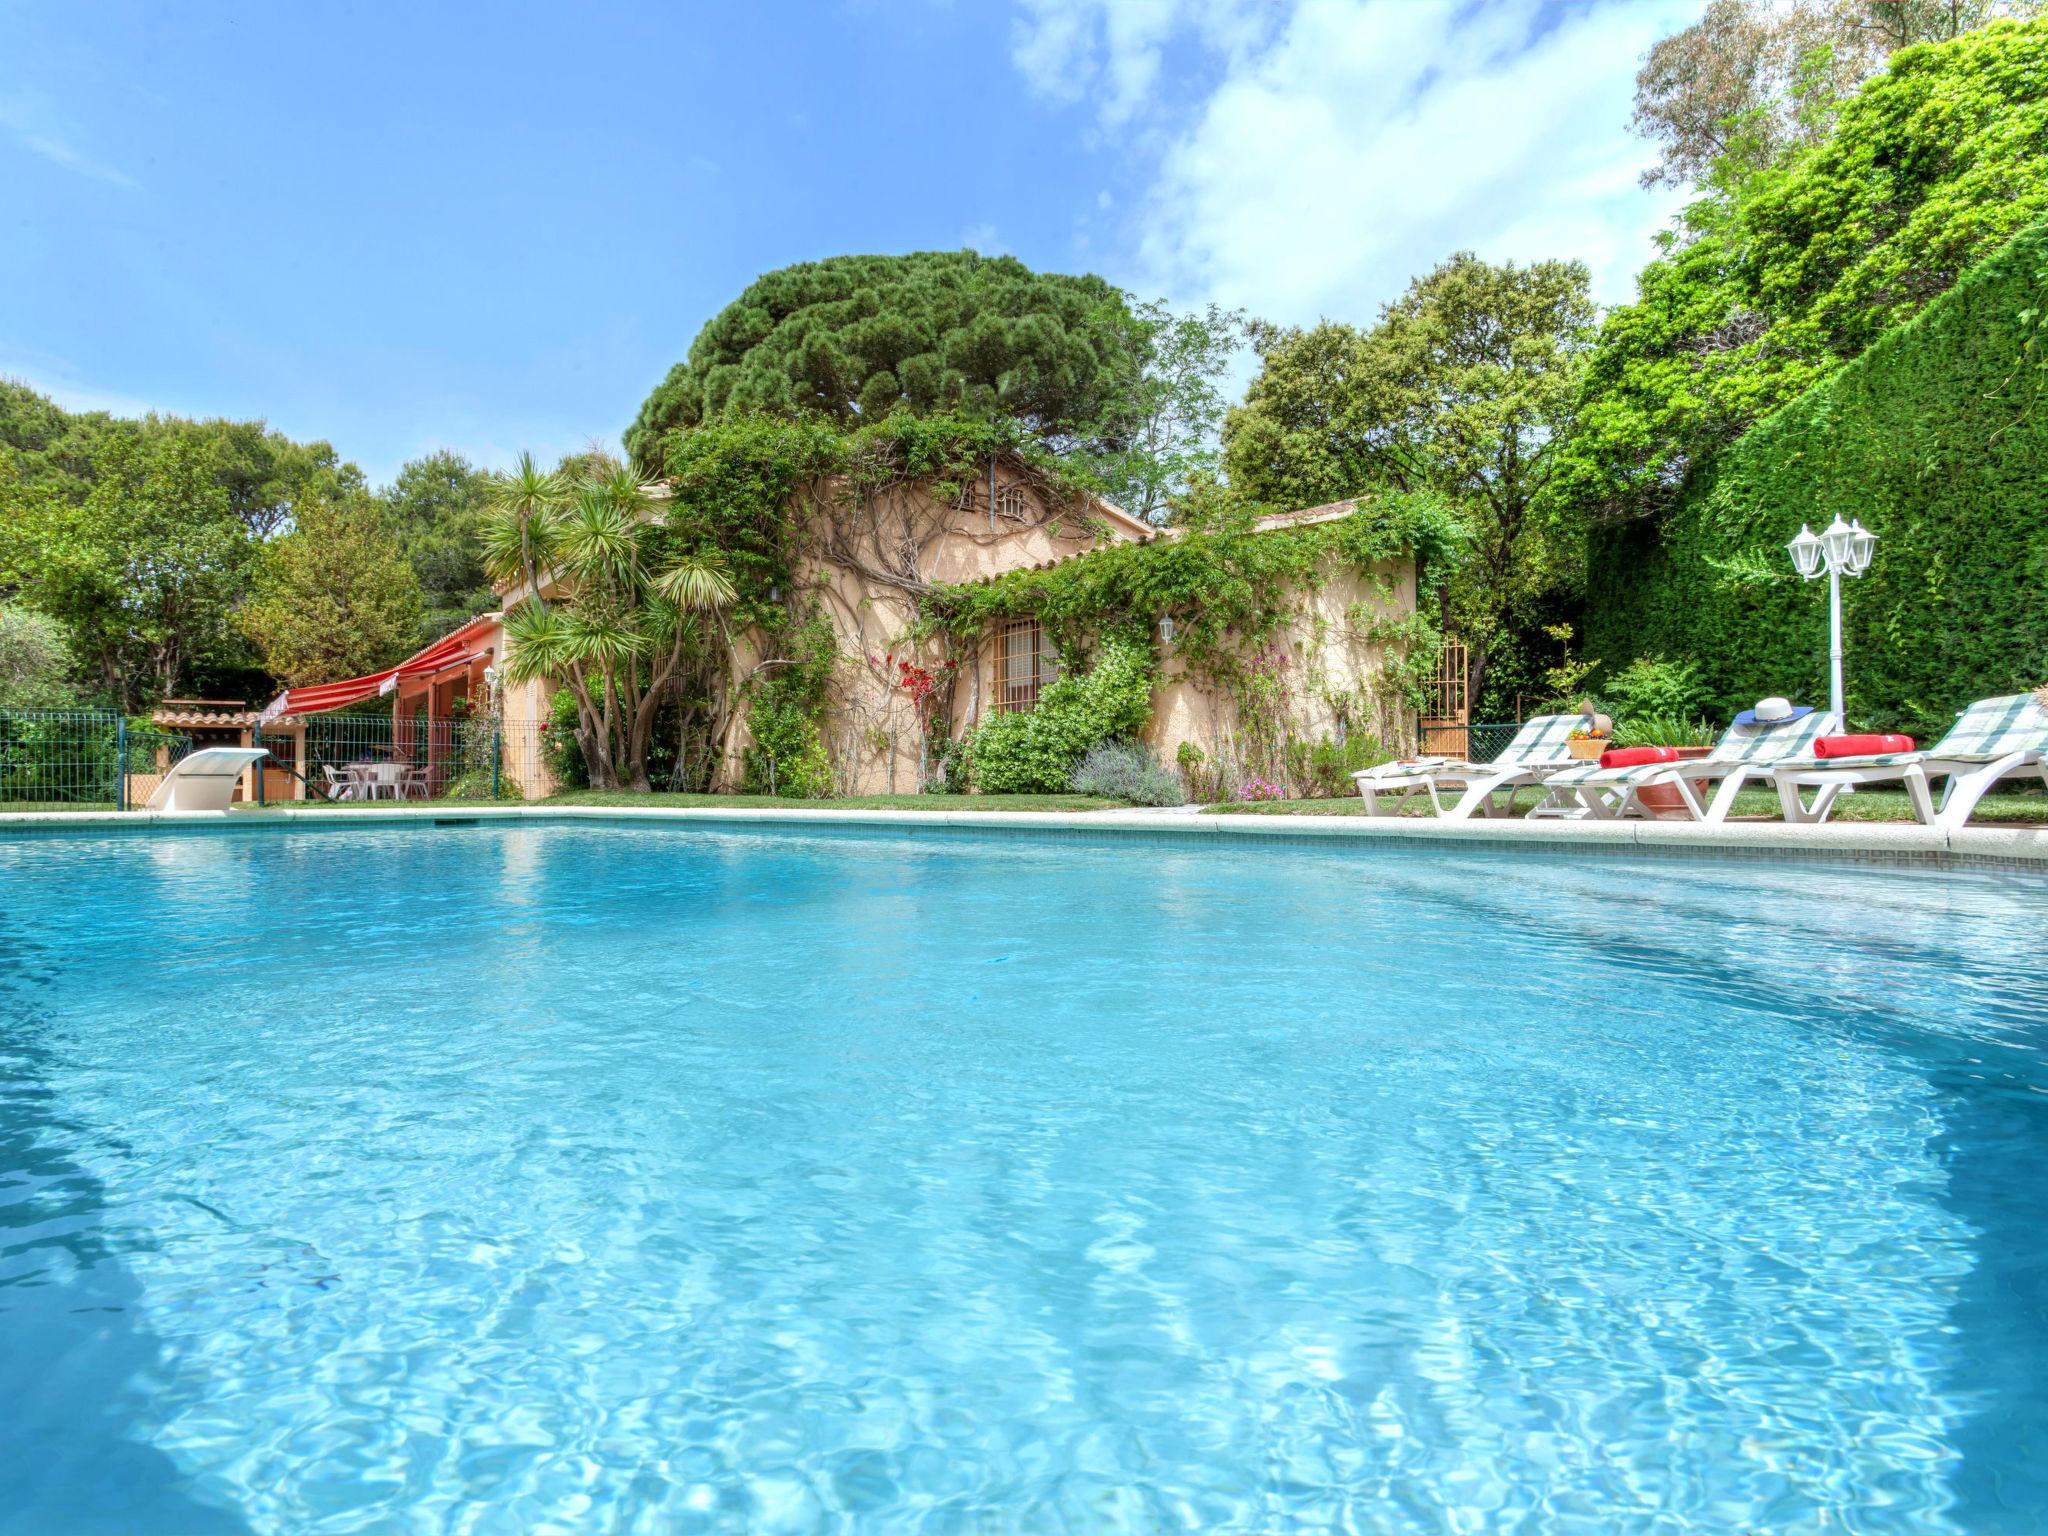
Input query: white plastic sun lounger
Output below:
<box><xmin>1353</xmin><ymin>712</ymin><xmax>1589</xmax><ymax>819</ymax></box>
<box><xmin>144</xmin><ymin>747</ymin><xmax>270</xmax><ymax>813</ymax></box>
<box><xmin>1772</xmin><ymin>693</ymin><xmax>2048</xmax><ymax>831</ymax></box>
<box><xmin>1530</xmin><ymin>708</ymin><xmax>1841</xmax><ymax>823</ymax></box>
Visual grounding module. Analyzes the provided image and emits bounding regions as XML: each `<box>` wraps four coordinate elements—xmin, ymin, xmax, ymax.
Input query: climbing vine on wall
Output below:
<box><xmin>926</xmin><ymin>486</ymin><xmax>1465</xmax><ymax>690</ymax></box>
<box><xmin>642</xmin><ymin>408</ymin><xmax>1109</xmax><ymax>789</ymax></box>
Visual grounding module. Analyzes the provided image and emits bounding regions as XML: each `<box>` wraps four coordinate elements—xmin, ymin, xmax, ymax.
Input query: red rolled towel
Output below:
<box><xmin>1599</xmin><ymin>746</ymin><xmax>1679</xmax><ymax>768</ymax></box>
<box><xmin>1813</xmin><ymin>733</ymin><xmax>1914</xmax><ymax>758</ymax></box>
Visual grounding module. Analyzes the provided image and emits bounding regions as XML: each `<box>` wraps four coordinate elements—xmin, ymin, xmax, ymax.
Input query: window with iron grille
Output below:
<box><xmin>996</xmin><ymin>483</ymin><xmax>1031</xmax><ymax>523</ymax></box>
<box><xmin>998</xmin><ymin>618</ymin><xmax>1057</xmax><ymax>712</ymax></box>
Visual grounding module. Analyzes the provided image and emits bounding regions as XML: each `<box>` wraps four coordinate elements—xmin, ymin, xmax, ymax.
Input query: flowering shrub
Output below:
<box><xmin>1238</xmin><ymin>775</ymin><xmax>1287</xmax><ymax>802</ymax></box>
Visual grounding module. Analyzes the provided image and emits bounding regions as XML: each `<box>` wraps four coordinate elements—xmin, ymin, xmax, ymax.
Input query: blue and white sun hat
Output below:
<box><xmin>1732</xmin><ymin>697</ymin><xmax>1812</xmax><ymax>727</ymax></box>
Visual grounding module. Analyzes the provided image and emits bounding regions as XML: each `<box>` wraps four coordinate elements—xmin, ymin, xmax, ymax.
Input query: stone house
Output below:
<box><xmin>262</xmin><ymin>458</ymin><xmax>1421</xmax><ymax>800</ymax></box>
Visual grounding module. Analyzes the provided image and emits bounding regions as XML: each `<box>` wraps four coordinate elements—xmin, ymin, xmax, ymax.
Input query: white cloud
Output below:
<box><xmin>1011</xmin><ymin>0</ymin><xmax>1276</xmax><ymax>126</ymax></box>
<box><xmin>1012</xmin><ymin>0</ymin><xmax>1696</xmax><ymax>324</ymax></box>
<box><xmin>0</xmin><ymin>94</ymin><xmax>138</xmax><ymax>190</ymax></box>
<box><xmin>961</xmin><ymin>221</ymin><xmax>1007</xmax><ymax>254</ymax></box>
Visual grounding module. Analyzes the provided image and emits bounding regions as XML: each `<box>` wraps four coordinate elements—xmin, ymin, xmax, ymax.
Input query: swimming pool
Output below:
<box><xmin>3</xmin><ymin>821</ymin><xmax>2046</xmax><ymax>1533</ymax></box>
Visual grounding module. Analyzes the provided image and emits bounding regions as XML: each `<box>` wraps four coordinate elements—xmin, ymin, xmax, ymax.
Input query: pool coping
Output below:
<box><xmin>2</xmin><ymin>803</ymin><xmax>2045</xmax><ymax>870</ymax></box>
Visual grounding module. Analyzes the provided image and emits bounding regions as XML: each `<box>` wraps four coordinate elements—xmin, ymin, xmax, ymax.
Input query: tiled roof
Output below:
<box><xmin>152</xmin><ymin>707</ymin><xmax>302</xmax><ymax>728</ymax></box>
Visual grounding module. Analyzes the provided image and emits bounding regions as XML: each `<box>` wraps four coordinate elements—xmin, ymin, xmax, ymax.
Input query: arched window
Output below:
<box><xmin>996</xmin><ymin>483</ymin><xmax>1031</xmax><ymax>523</ymax></box>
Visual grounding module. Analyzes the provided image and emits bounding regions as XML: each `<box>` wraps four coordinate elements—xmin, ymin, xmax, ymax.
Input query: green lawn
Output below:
<box><xmin>1204</xmin><ymin>785</ymin><xmax>2048</xmax><ymax>824</ymax></box>
<box><xmin>21</xmin><ymin>783</ymin><xmax>2046</xmax><ymax>825</ymax></box>
<box><xmin>228</xmin><ymin>791</ymin><xmax>1123</xmax><ymax>814</ymax></box>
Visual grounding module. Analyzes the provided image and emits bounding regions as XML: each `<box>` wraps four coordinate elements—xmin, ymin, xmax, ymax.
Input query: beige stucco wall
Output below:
<box><xmin>1142</xmin><ymin>556</ymin><xmax>1419</xmax><ymax>786</ymax></box>
<box><xmin>794</xmin><ymin>475</ymin><xmax>1143</xmax><ymax>795</ymax></box>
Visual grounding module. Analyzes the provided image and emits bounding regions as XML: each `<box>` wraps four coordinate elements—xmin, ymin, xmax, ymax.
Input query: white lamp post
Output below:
<box><xmin>1786</xmin><ymin>516</ymin><xmax>1877</xmax><ymax>721</ymax></box>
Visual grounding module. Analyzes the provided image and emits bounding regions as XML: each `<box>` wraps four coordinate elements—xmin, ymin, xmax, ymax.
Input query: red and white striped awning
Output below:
<box><xmin>259</xmin><ymin>616</ymin><xmax>500</xmax><ymax>722</ymax></box>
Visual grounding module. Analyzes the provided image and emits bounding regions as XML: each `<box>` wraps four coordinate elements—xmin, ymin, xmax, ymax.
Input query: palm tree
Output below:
<box><xmin>493</xmin><ymin>455</ymin><xmax>736</xmax><ymax>790</ymax></box>
<box><xmin>479</xmin><ymin>452</ymin><xmax>565</xmax><ymax>610</ymax></box>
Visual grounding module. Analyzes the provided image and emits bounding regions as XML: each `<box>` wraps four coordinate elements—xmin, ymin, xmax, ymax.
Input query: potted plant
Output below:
<box><xmin>1612</xmin><ymin>714</ymin><xmax>1719</xmax><ymax>814</ymax></box>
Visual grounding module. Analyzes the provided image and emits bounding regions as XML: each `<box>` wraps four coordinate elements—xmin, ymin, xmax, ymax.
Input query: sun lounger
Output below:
<box><xmin>1531</xmin><ymin>708</ymin><xmax>1841</xmax><ymax>823</ymax></box>
<box><xmin>1772</xmin><ymin>693</ymin><xmax>2048</xmax><ymax>830</ymax></box>
<box><xmin>1353</xmin><ymin>713</ymin><xmax>1589</xmax><ymax>819</ymax></box>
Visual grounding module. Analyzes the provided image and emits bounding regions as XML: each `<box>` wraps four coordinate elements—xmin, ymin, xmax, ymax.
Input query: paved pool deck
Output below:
<box><xmin>3</xmin><ymin>803</ymin><xmax>2045</xmax><ymax>870</ymax></box>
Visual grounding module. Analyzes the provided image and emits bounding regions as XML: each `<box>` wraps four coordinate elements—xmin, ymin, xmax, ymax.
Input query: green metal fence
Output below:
<box><xmin>1425</xmin><ymin>722</ymin><xmax>1526</xmax><ymax>764</ymax></box>
<box><xmin>258</xmin><ymin>714</ymin><xmax>545</xmax><ymax>803</ymax></box>
<box><xmin>0</xmin><ymin>711</ymin><xmax>195</xmax><ymax>810</ymax></box>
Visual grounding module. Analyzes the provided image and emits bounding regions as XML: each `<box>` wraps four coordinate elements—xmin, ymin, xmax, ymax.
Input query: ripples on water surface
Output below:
<box><xmin>3</xmin><ymin>823</ymin><xmax>2047</xmax><ymax>1533</ymax></box>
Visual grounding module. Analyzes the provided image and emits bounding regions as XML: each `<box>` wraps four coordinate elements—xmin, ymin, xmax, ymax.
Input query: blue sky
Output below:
<box><xmin>3</xmin><ymin>0</ymin><xmax>1697</xmax><ymax>487</ymax></box>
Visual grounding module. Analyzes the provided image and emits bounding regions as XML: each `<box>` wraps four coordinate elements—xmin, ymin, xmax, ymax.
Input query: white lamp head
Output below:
<box><xmin>1843</xmin><ymin>518</ymin><xmax>1878</xmax><ymax>576</ymax></box>
<box><xmin>1787</xmin><ymin>524</ymin><xmax>1825</xmax><ymax>580</ymax></box>
<box><xmin>1159</xmin><ymin>615</ymin><xmax>1176</xmax><ymax>645</ymax></box>
<box><xmin>1819</xmin><ymin>514</ymin><xmax>1856</xmax><ymax>572</ymax></box>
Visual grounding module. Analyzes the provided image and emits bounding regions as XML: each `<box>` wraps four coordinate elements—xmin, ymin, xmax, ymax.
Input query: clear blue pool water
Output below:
<box><xmin>4</xmin><ymin>822</ymin><xmax>2048</xmax><ymax>1534</ymax></box>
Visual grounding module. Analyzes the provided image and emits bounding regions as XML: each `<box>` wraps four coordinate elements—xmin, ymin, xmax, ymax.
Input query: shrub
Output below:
<box><xmin>1285</xmin><ymin>733</ymin><xmax>1389</xmax><ymax>797</ymax></box>
<box><xmin>1071</xmin><ymin>740</ymin><xmax>1184</xmax><ymax>806</ymax></box>
<box><xmin>1599</xmin><ymin>657</ymin><xmax>1708</xmax><ymax>721</ymax></box>
<box><xmin>741</xmin><ymin>619</ymin><xmax>837</xmax><ymax>798</ymax></box>
<box><xmin>741</xmin><ymin>694</ymin><xmax>833</xmax><ymax>797</ymax></box>
<box><xmin>541</xmin><ymin>688</ymin><xmax>588</xmax><ymax>790</ymax></box>
<box><xmin>969</xmin><ymin>634</ymin><xmax>1153</xmax><ymax>793</ymax></box>
<box><xmin>442</xmin><ymin>768</ymin><xmax>524</xmax><ymax>801</ymax></box>
<box><xmin>1176</xmin><ymin>741</ymin><xmax>1225</xmax><ymax>803</ymax></box>
<box><xmin>1610</xmin><ymin>713</ymin><xmax>1720</xmax><ymax>749</ymax></box>
<box><xmin>1238</xmin><ymin>775</ymin><xmax>1288</xmax><ymax>802</ymax></box>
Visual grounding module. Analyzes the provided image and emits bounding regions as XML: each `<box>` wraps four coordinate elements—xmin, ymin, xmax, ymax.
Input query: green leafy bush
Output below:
<box><xmin>1599</xmin><ymin>657</ymin><xmax>1709</xmax><ymax>721</ymax></box>
<box><xmin>1585</xmin><ymin>218</ymin><xmax>2048</xmax><ymax>735</ymax></box>
<box><xmin>1070</xmin><ymin>740</ymin><xmax>1183</xmax><ymax>806</ymax></box>
<box><xmin>442</xmin><ymin>768</ymin><xmax>524</xmax><ymax>801</ymax></box>
<box><xmin>1175</xmin><ymin>741</ymin><xmax>1223</xmax><ymax>803</ymax></box>
<box><xmin>1292</xmin><ymin>734</ymin><xmax>1390</xmax><ymax>798</ymax></box>
<box><xmin>969</xmin><ymin>635</ymin><xmax>1153</xmax><ymax>794</ymax></box>
<box><xmin>741</xmin><ymin>618</ymin><xmax>836</xmax><ymax>798</ymax></box>
<box><xmin>541</xmin><ymin>688</ymin><xmax>588</xmax><ymax>790</ymax></box>
<box><xmin>1610</xmin><ymin>714</ymin><xmax>1720</xmax><ymax>750</ymax></box>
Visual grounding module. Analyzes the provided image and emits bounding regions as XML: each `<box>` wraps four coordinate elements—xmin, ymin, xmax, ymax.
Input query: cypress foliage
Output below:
<box><xmin>1584</xmin><ymin>219</ymin><xmax>2048</xmax><ymax>734</ymax></box>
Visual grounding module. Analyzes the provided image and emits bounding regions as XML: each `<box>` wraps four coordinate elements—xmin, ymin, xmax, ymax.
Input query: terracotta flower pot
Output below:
<box><xmin>1633</xmin><ymin>744</ymin><xmax>1714</xmax><ymax>816</ymax></box>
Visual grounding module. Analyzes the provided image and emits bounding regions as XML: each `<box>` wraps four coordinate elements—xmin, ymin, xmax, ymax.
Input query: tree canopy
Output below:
<box><xmin>1223</xmin><ymin>253</ymin><xmax>1596</xmax><ymax>703</ymax></box>
<box><xmin>1630</xmin><ymin>0</ymin><xmax>2036</xmax><ymax>189</ymax></box>
<box><xmin>0</xmin><ymin>379</ymin><xmax>377</xmax><ymax>707</ymax></box>
<box><xmin>378</xmin><ymin>450</ymin><xmax>498</xmax><ymax>645</ymax></box>
<box><xmin>0</xmin><ymin>603</ymin><xmax>74</xmax><ymax>710</ymax></box>
<box><xmin>625</xmin><ymin>251</ymin><xmax>1148</xmax><ymax>472</ymax></box>
<box><xmin>239</xmin><ymin>491</ymin><xmax>425</xmax><ymax>688</ymax></box>
<box><xmin>1560</xmin><ymin>17</ymin><xmax>2048</xmax><ymax>522</ymax></box>
<box><xmin>3</xmin><ymin>432</ymin><xmax>253</xmax><ymax>709</ymax></box>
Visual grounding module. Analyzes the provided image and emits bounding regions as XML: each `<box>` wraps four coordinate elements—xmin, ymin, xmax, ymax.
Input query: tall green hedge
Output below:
<box><xmin>1584</xmin><ymin>220</ymin><xmax>2048</xmax><ymax>735</ymax></box>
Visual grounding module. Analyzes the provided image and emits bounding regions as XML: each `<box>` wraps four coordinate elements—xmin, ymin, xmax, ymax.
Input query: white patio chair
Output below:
<box><xmin>1352</xmin><ymin>713</ymin><xmax>1589</xmax><ymax>819</ymax></box>
<box><xmin>1773</xmin><ymin>693</ymin><xmax>2048</xmax><ymax>830</ymax></box>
